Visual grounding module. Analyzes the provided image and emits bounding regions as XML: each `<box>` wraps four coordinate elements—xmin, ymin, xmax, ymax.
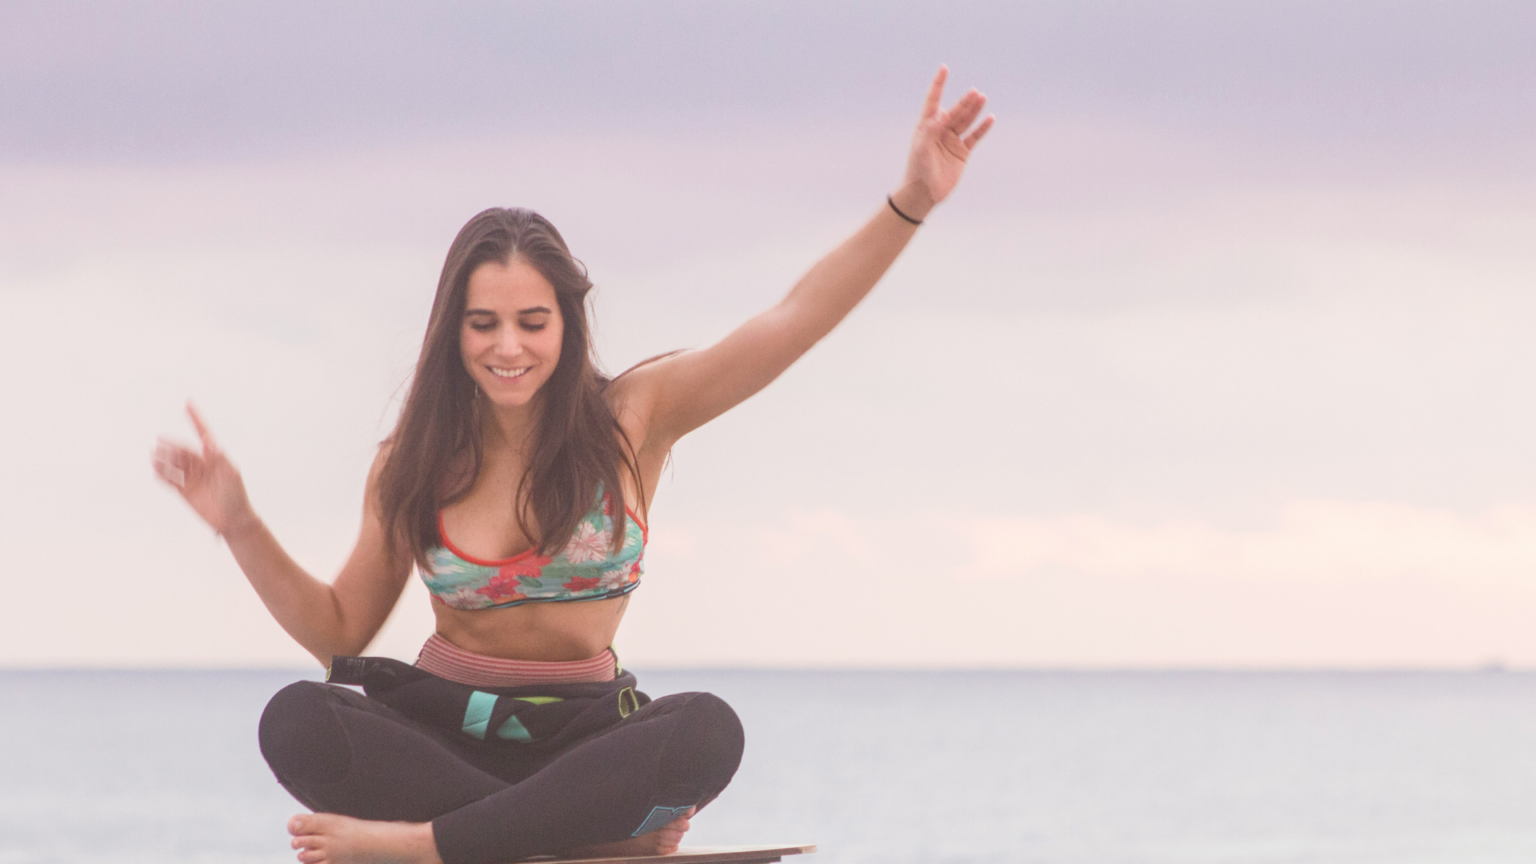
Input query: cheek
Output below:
<box><xmin>460</xmin><ymin>328</ymin><xmax>496</xmax><ymax>369</ymax></box>
<box><xmin>458</xmin><ymin>328</ymin><xmax>479</xmax><ymax>362</ymax></box>
<box><xmin>541</xmin><ymin>324</ymin><xmax>566</xmax><ymax>361</ymax></box>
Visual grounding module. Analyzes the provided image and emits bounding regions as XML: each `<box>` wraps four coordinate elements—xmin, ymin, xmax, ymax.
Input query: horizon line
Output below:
<box><xmin>0</xmin><ymin>663</ymin><xmax>1526</xmax><ymax>674</ymax></box>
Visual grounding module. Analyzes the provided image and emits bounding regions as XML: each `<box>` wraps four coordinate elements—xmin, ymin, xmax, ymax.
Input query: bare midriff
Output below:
<box><xmin>431</xmin><ymin>593</ymin><xmax>631</xmax><ymax>661</ymax></box>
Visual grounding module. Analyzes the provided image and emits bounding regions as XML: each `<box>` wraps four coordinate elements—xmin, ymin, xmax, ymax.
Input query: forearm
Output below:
<box><xmin>779</xmin><ymin>183</ymin><xmax>930</xmax><ymax>342</ymax></box>
<box><xmin>639</xmin><ymin>187</ymin><xmax>937</xmax><ymax>439</ymax></box>
<box><xmin>599</xmin><ymin>70</ymin><xmax>989</xmax><ymax>444</ymax></box>
<box><xmin>221</xmin><ymin>516</ymin><xmax>357</xmax><ymax>665</ymax></box>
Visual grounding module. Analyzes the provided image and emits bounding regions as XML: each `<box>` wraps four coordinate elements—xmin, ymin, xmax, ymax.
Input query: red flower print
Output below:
<box><xmin>499</xmin><ymin>556</ymin><xmax>552</xmax><ymax>581</ymax></box>
<box><xmin>476</xmin><ymin>572</ymin><xmax>528</xmax><ymax>603</ymax></box>
<box><xmin>563</xmin><ymin>575</ymin><xmax>602</xmax><ymax>592</ymax></box>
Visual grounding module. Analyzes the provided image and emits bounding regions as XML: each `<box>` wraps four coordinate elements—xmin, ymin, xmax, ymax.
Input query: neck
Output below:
<box><xmin>481</xmin><ymin>392</ymin><xmax>544</xmax><ymax>455</ymax></box>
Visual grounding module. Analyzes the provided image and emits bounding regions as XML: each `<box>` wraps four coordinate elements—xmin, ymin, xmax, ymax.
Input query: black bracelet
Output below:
<box><xmin>886</xmin><ymin>195</ymin><xmax>923</xmax><ymax>226</ymax></box>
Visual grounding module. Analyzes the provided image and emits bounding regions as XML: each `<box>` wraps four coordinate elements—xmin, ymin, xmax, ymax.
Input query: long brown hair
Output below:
<box><xmin>376</xmin><ymin>207</ymin><xmax>637</xmax><ymax>572</ymax></box>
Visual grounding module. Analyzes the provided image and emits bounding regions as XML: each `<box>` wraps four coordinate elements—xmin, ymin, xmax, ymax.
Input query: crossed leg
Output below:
<box><xmin>260</xmin><ymin>682</ymin><xmax>743</xmax><ymax>864</ymax></box>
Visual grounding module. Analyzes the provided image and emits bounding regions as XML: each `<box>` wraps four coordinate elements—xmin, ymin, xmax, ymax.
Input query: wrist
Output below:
<box><xmin>220</xmin><ymin>506</ymin><xmax>263</xmax><ymax>544</ymax></box>
<box><xmin>888</xmin><ymin>181</ymin><xmax>935</xmax><ymax>224</ymax></box>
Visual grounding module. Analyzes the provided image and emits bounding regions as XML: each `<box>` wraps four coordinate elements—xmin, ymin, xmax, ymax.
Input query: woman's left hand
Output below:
<box><xmin>894</xmin><ymin>65</ymin><xmax>994</xmax><ymax>222</ymax></box>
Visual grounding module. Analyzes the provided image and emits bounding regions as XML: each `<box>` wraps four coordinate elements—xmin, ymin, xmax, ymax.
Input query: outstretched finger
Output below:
<box><xmin>154</xmin><ymin>438</ymin><xmax>191</xmax><ymax>464</ymax></box>
<box><xmin>946</xmin><ymin>90</ymin><xmax>987</xmax><ymax>135</ymax></box>
<box><xmin>186</xmin><ymin>402</ymin><xmax>219</xmax><ymax>456</ymax></box>
<box><xmin>921</xmin><ymin>65</ymin><xmax>948</xmax><ymax>120</ymax></box>
<box><xmin>963</xmin><ymin>114</ymin><xmax>996</xmax><ymax>150</ymax></box>
<box><xmin>151</xmin><ymin>448</ymin><xmax>189</xmax><ymax>489</ymax></box>
<box><xmin>154</xmin><ymin>462</ymin><xmax>187</xmax><ymax>489</ymax></box>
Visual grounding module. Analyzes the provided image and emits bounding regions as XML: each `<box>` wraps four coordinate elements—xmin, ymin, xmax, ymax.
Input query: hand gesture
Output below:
<box><xmin>152</xmin><ymin>404</ymin><xmax>257</xmax><ymax>537</ymax></box>
<box><xmin>896</xmin><ymin>65</ymin><xmax>995</xmax><ymax>219</ymax></box>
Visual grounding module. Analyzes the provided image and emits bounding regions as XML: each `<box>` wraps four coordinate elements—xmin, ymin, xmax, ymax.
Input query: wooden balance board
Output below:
<box><xmin>529</xmin><ymin>844</ymin><xmax>816</xmax><ymax>864</ymax></box>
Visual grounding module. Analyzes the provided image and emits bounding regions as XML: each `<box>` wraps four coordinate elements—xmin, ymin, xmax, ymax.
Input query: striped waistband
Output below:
<box><xmin>415</xmin><ymin>633</ymin><xmax>618</xmax><ymax>688</ymax></box>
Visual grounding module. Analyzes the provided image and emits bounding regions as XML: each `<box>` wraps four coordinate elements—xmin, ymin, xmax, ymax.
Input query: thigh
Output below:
<box><xmin>258</xmin><ymin>680</ymin><xmax>510</xmax><ymax>821</ymax></box>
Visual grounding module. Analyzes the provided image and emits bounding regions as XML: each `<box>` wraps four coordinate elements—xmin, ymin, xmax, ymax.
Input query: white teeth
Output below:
<box><xmin>489</xmin><ymin>366</ymin><xmax>529</xmax><ymax>379</ymax></box>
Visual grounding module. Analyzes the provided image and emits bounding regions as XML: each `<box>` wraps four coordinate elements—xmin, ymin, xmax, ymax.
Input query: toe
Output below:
<box><xmin>288</xmin><ymin>814</ymin><xmax>312</xmax><ymax>836</ymax></box>
<box><xmin>654</xmin><ymin>827</ymin><xmax>685</xmax><ymax>852</ymax></box>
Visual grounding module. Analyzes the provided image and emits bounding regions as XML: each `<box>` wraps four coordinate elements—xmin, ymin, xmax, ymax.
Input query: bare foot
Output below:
<box><xmin>287</xmin><ymin>813</ymin><xmax>443</xmax><ymax>864</ymax></box>
<box><xmin>563</xmin><ymin>808</ymin><xmax>695</xmax><ymax>859</ymax></box>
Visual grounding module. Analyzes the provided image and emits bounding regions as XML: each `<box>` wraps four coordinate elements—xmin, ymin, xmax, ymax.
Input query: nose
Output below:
<box><xmin>496</xmin><ymin>325</ymin><xmax>525</xmax><ymax>358</ymax></box>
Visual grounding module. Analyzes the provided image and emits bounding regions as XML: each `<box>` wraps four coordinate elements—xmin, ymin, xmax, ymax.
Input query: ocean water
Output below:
<box><xmin>2</xmin><ymin>669</ymin><xmax>1535</xmax><ymax>864</ymax></box>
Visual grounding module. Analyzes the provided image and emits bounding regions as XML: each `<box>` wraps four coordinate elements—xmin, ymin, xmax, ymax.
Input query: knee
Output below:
<box><xmin>682</xmin><ymin>692</ymin><xmax>745</xmax><ymax>766</ymax></box>
<box><xmin>659</xmin><ymin>692</ymin><xmax>745</xmax><ymax>800</ymax></box>
<box><xmin>258</xmin><ymin>681</ymin><xmax>352</xmax><ymax>785</ymax></box>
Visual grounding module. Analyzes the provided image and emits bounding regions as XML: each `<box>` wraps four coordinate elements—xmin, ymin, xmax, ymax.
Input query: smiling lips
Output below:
<box><xmin>489</xmin><ymin>366</ymin><xmax>530</xmax><ymax>379</ymax></box>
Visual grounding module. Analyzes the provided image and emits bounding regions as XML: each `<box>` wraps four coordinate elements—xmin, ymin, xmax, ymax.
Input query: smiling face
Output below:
<box><xmin>460</xmin><ymin>257</ymin><xmax>565</xmax><ymax>410</ymax></box>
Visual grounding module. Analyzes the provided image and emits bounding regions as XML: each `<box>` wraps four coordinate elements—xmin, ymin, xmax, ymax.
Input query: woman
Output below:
<box><xmin>153</xmin><ymin>67</ymin><xmax>991</xmax><ymax>864</ymax></box>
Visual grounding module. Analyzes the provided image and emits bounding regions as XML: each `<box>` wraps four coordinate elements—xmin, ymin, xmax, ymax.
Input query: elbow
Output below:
<box><xmin>330</xmin><ymin>629</ymin><xmax>374</xmax><ymax>662</ymax></box>
<box><xmin>306</xmin><ymin>610</ymin><xmax>374</xmax><ymax>668</ymax></box>
<box><xmin>307</xmin><ymin>634</ymin><xmax>369</xmax><ymax>670</ymax></box>
<box><xmin>326</xmin><ymin>591</ymin><xmax>376</xmax><ymax>659</ymax></box>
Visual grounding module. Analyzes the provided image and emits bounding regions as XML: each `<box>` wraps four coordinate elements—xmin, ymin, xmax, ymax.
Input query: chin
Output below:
<box><xmin>480</xmin><ymin>377</ymin><xmax>550</xmax><ymax>409</ymax></box>
<box><xmin>482</xmin><ymin>387</ymin><xmax>536</xmax><ymax>408</ymax></box>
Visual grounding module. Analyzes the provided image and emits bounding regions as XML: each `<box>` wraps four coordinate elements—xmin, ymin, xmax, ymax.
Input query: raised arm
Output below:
<box><xmin>152</xmin><ymin>405</ymin><xmax>411</xmax><ymax>666</ymax></box>
<box><xmin>618</xmin><ymin>66</ymin><xmax>994</xmax><ymax>448</ymax></box>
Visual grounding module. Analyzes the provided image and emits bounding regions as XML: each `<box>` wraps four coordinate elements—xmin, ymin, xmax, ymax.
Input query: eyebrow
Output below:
<box><xmin>464</xmin><ymin>306</ymin><xmax>554</xmax><ymax>316</ymax></box>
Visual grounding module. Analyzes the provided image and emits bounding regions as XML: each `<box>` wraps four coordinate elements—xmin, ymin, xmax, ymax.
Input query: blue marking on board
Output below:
<box><xmin>632</xmin><ymin>804</ymin><xmax>694</xmax><ymax>837</ymax></box>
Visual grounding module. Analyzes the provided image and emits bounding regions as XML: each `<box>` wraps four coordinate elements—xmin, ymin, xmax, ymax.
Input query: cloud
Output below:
<box><xmin>619</xmin><ymin>502</ymin><xmax>1536</xmax><ymax>669</ymax></box>
<box><xmin>4</xmin><ymin>2</ymin><xmax>1535</xmax><ymax>161</ymax></box>
<box><xmin>6</xmin><ymin>5</ymin><xmax>1536</xmax><ymax>669</ymax></box>
<box><xmin>953</xmin><ymin>501</ymin><xmax>1536</xmax><ymax>585</ymax></box>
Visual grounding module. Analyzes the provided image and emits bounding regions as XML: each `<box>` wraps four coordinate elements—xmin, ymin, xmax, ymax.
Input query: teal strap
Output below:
<box><xmin>496</xmin><ymin>715</ymin><xmax>533</xmax><ymax>741</ymax></box>
<box><xmin>461</xmin><ymin>691</ymin><xmax>497</xmax><ymax>739</ymax></box>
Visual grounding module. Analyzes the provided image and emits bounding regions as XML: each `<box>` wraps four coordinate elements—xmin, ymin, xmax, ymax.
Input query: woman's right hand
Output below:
<box><xmin>152</xmin><ymin>403</ymin><xmax>258</xmax><ymax>538</ymax></box>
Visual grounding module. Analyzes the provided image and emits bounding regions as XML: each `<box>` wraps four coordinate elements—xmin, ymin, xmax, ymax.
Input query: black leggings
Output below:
<box><xmin>258</xmin><ymin>681</ymin><xmax>744</xmax><ymax>864</ymax></box>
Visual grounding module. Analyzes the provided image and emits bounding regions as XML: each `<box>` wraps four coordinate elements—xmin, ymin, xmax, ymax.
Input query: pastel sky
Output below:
<box><xmin>3</xmin><ymin>1</ymin><xmax>1535</xmax><ymax>668</ymax></box>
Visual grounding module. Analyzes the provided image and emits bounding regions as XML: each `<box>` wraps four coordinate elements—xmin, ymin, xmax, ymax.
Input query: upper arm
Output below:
<box><xmin>616</xmin><ymin>300</ymin><xmax>820</xmax><ymax>450</ymax></box>
<box><xmin>327</xmin><ymin>444</ymin><xmax>414</xmax><ymax>653</ymax></box>
<box><xmin>614</xmin><ymin>200</ymin><xmax>913</xmax><ymax>451</ymax></box>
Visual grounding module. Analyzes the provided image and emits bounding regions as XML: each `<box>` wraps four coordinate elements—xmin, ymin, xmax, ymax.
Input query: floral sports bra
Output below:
<box><xmin>422</xmin><ymin>488</ymin><xmax>647</xmax><ymax>611</ymax></box>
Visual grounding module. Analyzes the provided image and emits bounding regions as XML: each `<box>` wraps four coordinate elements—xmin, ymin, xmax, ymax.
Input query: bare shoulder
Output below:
<box><xmin>362</xmin><ymin>439</ymin><xmax>397</xmax><ymax>511</ymax></box>
<box><xmin>606</xmin><ymin>351</ymin><xmax>691</xmax><ymax>450</ymax></box>
<box><xmin>372</xmin><ymin>438</ymin><xmax>396</xmax><ymax>466</ymax></box>
<box><xmin>608</xmin><ymin>350</ymin><xmax>690</xmax><ymax>399</ymax></box>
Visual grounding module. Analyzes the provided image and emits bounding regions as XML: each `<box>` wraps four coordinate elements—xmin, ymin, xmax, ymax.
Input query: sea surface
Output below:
<box><xmin>2</xmin><ymin>669</ymin><xmax>1535</xmax><ymax>864</ymax></box>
